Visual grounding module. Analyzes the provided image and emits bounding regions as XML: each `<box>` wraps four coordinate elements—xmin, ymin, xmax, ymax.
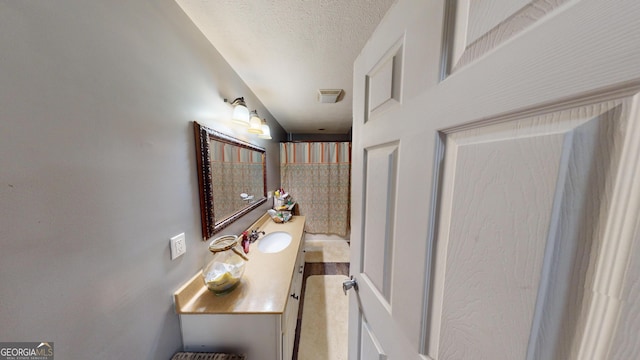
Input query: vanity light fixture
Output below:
<box><xmin>224</xmin><ymin>97</ymin><xmax>250</xmax><ymax>127</ymax></box>
<box><xmin>224</xmin><ymin>98</ymin><xmax>272</xmax><ymax>138</ymax></box>
<box><xmin>247</xmin><ymin>110</ymin><xmax>264</xmax><ymax>134</ymax></box>
<box><xmin>258</xmin><ymin>119</ymin><xmax>272</xmax><ymax>139</ymax></box>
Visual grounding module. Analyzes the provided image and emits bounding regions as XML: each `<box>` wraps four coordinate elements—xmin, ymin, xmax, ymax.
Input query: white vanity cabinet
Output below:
<box><xmin>180</xmin><ymin>314</ymin><xmax>282</xmax><ymax>358</ymax></box>
<box><xmin>174</xmin><ymin>216</ymin><xmax>306</xmax><ymax>360</ymax></box>
<box><xmin>281</xmin><ymin>244</ymin><xmax>305</xmax><ymax>359</ymax></box>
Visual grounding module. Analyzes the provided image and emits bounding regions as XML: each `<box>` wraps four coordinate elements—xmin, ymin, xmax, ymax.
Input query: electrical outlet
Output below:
<box><xmin>170</xmin><ymin>233</ymin><xmax>186</xmax><ymax>260</ymax></box>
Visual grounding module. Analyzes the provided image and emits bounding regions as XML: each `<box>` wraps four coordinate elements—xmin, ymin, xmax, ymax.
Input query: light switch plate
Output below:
<box><xmin>170</xmin><ymin>233</ymin><xmax>186</xmax><ymax>260</ymax></box>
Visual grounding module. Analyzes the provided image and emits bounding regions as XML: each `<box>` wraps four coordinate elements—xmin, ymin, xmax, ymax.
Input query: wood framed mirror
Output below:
<box><xmin>194</xmin><ymin>121</ymin><xmax>267</xmax><ymax>239</ymax></box>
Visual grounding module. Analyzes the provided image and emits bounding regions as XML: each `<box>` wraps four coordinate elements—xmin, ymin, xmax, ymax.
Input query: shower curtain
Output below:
<box><xmin>280</xmin><ymin>142</ymin><xmax>351</xmax><ymax>237</ymax></box>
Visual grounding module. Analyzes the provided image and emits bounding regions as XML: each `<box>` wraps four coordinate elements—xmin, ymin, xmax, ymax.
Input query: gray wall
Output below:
<box><xmin>0</xmin><ymin>1</ymin><xmax>285</xmax><ymax>359</ymax></box>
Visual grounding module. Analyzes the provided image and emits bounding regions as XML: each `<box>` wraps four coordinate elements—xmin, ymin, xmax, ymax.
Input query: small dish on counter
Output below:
<box><xmin>267</xmin><ymin>209</ymin><xmax>292</xmax><ymax>223</ymax></box>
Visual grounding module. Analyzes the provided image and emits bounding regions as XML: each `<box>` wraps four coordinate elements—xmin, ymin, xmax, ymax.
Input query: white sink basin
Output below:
<box><xmin>257</xmin><ymin>231</ymin><xmax>292</xmax><ymax>253</ymax></box>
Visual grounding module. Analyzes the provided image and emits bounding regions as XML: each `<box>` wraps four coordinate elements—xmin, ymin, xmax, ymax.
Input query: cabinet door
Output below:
<box><xmin>282</xmin><ymin>293</ymin><xmax>301</xmax><ymax>360</ymax></box>
<box><xmin>292</xmin><ymin>245</ymin><xmax>305</xmax><ymax>296</ymax></box>
<box><xmin>282</xmin><ymin>244</ymin><xmax>305</xmax><ymax>360</ymax></box>
<box><xmin>281</xmin><ymin>300</ymin><xmax>295</xmax><ymax>360</ymax></box>
<box><xmin>181</xmin><ymin>314</ymin><xmax>279</xmax><ymax>359</ymax></box>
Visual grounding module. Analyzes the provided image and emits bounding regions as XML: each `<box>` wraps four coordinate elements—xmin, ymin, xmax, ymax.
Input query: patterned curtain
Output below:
<box><xmin>280</xmin><ymin>142</ymin><xmax>351</xmax><ymax>237</ymax></box>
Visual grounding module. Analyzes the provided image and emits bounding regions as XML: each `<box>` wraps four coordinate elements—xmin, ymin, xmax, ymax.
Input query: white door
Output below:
<box><xmin>349</xmin><ymin>1</ymin><xmax>640</xmax><ymax>359</ymax></box>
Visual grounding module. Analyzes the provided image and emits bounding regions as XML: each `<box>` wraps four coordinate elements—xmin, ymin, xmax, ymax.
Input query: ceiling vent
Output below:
<box><xmin>318</xmin><ymin>89</ymin><xmax>343</xmax><ymax>103</ymax></box>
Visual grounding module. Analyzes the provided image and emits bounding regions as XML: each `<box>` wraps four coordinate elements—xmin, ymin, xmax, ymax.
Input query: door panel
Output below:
<box><xmin>362</xmin><ymin>143</ymin><xmax>399</xmax><ymax>303</ymax></box>
<box><xmin>351</xmin><ymin>1</ymin><xmax>640</xmax><ymax>360</ymax></box>
<box><xmin>466</xmin><ymin>0</ymin><xmax>532</xmax><ymax>44</ymax></box>
<box><xmin>438</xmin><ymin>133</ymin><xmax>567</xmax><ymax>359</ymax></box>
<box><xmin>429</xmin><ymin>100</ymin><xmax>629</xmax><ymax>359</ymax></box>
<box><xmin>445</xmin><ymin>0</ymin><xmax>570</xmax><ymax>74</ymax></box>
<box><xmin>361</xmin><ymin>320</ymin><xmax>387</xmax><ymax>360</ymax></box>
<box><xmin>609</xmin><ymin>217</ymin><xmax>640</xmax><ymax>359</ymax></box>
<box><xmin>365</xmin><ymin>38</ymin><xmax>403</xmax><ymax>122</ymax></box>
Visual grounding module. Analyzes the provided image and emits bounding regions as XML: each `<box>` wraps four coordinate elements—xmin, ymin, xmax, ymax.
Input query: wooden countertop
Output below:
<box><xmin>174</xmin><ymin>214</ymin><xmax>306</xmax><ymax>314</ymax></box>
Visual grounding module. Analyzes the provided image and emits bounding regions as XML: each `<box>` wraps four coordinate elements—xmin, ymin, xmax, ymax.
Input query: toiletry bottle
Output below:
<box><xmin>241</xmin><ymin>231</ymin><xmax>250</xmax><ymax>254</ymax></box>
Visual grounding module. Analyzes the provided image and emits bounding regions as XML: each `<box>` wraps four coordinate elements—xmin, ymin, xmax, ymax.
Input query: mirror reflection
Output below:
<box><xmin>194</xmin><ymin>121</ymin><xmax>267</xmax><ymax>239</ymax></box>
<box><xmin>210</xmin><ymin>140</ymin><xmax>264</xmax><ymax>220</ymax></box>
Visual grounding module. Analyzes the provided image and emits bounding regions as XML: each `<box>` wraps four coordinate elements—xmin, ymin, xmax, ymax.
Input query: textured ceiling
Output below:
<box><xmin>175</xmin><ymin>0</ymin><xmax>396</xmax><ymax>134</ymax></box>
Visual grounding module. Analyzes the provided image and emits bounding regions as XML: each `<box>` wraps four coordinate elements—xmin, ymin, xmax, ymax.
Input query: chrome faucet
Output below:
<box><xmin>248</xmin><ymin>229</ymin><xmax>265</xmax><ymax>243</ymax></box>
